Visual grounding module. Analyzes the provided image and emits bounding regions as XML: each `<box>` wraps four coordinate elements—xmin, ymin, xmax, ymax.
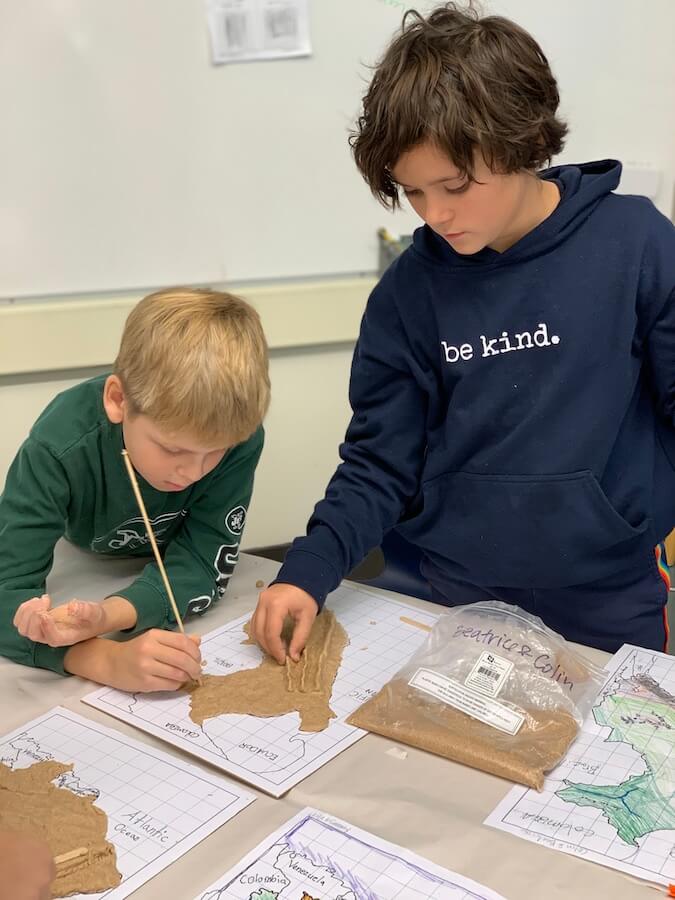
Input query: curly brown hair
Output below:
<box><xmin>351</xmin><ymin>2</ymin><xmax>568</xmax><ymax>208</ymax></box>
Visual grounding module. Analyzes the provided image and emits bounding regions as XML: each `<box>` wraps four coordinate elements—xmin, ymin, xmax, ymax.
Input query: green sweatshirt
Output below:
<box><xmin>0</xmin><ymin>375</ymin><xmax>264</xmax><ymax>675</ymax></box>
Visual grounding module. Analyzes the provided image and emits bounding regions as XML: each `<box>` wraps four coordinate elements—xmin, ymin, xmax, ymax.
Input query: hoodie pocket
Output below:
<box><xmin>399</xmin><ymin>470</ymin><xmax>650</xmax><ymax>588</ymax></box>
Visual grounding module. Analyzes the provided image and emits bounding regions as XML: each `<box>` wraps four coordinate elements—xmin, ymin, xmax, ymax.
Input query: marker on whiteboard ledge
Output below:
<box><xmin>377</xmin><ymin>226</ymin><xmax>403</xmax><ymax>251</ymax></box>
<box><xmin>668</xmin><ymin>884</ymin><xmax>675</xmax><ymax>897</ymax></box>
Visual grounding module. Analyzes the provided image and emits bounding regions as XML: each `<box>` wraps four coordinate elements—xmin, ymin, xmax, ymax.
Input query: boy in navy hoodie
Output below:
<box><xmin>252</xmin><ymin>3</ymin><xmax>675</xmax><ymax>659</ymax></box>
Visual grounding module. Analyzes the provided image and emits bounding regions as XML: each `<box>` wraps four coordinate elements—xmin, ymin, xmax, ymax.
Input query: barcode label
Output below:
<box><xmin>477</xmin><ymin>666</ymin><xmax>501</xmax><ymax>680</ymax></box>
<box><xmin>465</xmin><ymin>652</ymin><xmax>513</xmax><ymax>697</ymax></box>
<box><xmin>409</xmin><ymin>668</ymin><xmax>524</xmax><ymax>735</ymax></box>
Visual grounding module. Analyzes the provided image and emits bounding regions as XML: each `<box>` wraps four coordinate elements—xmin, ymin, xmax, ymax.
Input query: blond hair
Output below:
<box><xmin>114</xmin><ymin>287</ymin><xmax>270</xmax><ymax>444</ymax></box>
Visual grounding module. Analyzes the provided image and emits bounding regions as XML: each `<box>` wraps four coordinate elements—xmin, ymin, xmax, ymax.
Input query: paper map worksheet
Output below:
<box><xmin>485</xmin><ymin>644</ymin><xmax>675</xmax><ymax>886</ymax></box>
<box><xmin>192</xmin><ymin>807</ymin><xmax>507</xmax><ymax>900</ymax></box>
<box><xmin>84</xmin><ymin>584</ymin><xmax>437</xmax><ymax>795</ymax></box>
<box><xmin>0</xmin><ymin>707</ymin><xmax>253</xmax><ymax>900</ymax></box>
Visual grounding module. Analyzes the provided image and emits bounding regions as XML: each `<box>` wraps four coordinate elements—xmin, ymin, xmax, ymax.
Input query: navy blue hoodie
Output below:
<box><xmin>278</xmin><ymin>161</ymin><xmax>675</xmax><ymax>604</ymax></box>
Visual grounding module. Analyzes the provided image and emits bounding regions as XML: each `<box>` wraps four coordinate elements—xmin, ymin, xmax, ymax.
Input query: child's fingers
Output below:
<box><xmin>152</xmin><ymin>642</ymin><xmax>202</xmax><ymax>681</ymax></box>
<box><xmin>248</xmin><ymin>604</ymin><xmax>262</xmax><ymax>643</ymax></box>
<box><xmin>63</xmin><ymin>599</ymin><xmax>102</xmax><ymax>626</ymax></box>
<box><xmin>13</xmin><ymin>595</ymin><xmax>49</xmax><ymax>630</ymax></box>
<box><xmin>38</xmin><ymin>612</ymin><xmax>70</xmax><ymax>647</ymax></box>
<box><xmin>249</xmin><ymin>604</ymin><xmax>270</xmax><ymax>654</ymax></box>
<box><xmin>12</xmin><ymin>603</ymin><xmax>30</xmax><ymax>633</ymax></box>
<box><xmin>24</xmin><ymin>613</ymin><xmax>50</xmax><ymax>644</ymax></box>
<box><xmin>263</xmin><ymin>608</ymin><xmax>288</xmax><ymax>665</ymax></box>
<box><xmin>288</xmin><ymin>610</ymin><xmax>315</xmax><ymax>662</ymax></box>
<box><xmin>17</xmin><ymin>614</ymin><xmax>46</xmax><ymax>643</ymax></box>
<box><xmin>46</xmin><ymin>600</ymin><xmax>82</xmax><ymax>626</ymax></box>
<box><xmin>187</xmin><ymin>633</ymin><xmax>206</xmax><ymax>667</ymax></box>
<box><xmin>155</xmin><ymin>630</ymin><xmax>202</xmax><ymax>665</ymax></box>
<box><xmin>137</xmin><ymin>673</ymin><xmax>186</xmax><ymax>693</ymax></box>
<box><xmin>13</xmin><ymin>595</ymin><xmax>50</xmax><ymax>632</ymax></box>
<box><xmin>145</xmin><ymin>658</ymin><xmax>192</xmax><ymax>686</ymax></box>
<box><xmin>65</xmin><ymin>599</ymin><xmax>87</xmax><ymax>619</ymax></box>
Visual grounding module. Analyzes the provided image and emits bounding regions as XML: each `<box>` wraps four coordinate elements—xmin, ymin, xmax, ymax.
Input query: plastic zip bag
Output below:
<box><xmin>348</xmin><ymin>601</ymin><xmax>605</xmax><ymax>790</ymax></box>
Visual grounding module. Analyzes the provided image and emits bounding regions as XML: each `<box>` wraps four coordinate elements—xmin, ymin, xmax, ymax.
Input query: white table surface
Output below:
<box><xmin>0</xmin><ymin>541</ymin><xmax>657</xmax><ymax>899</ymax></box>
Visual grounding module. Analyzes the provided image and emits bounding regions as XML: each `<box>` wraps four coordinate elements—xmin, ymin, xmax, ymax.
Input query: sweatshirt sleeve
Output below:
<box><xmin>275</xmin><ymin>278</ymin><xmax>429</xmax><ymax>606</ymax></box>
<box><xmin>639</xmin><ymin>207</ymin><xmax>675</xmax><ymax>423</ymax></box>
<box><xmin>115</xmin><ymin>427</ymin><xmax>264</xmax><ymax>632</ymax></box>
<box><xmin>0</xmin><ymin>438</ymin><xmax>72</xmax><ymax>674</ymax></box>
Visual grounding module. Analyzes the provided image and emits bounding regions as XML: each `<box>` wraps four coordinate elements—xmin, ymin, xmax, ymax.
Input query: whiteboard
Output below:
<box><xmin>1</xmin><ymin>0</ymin><xmax>673</xmax><ymax>298</ymax></box>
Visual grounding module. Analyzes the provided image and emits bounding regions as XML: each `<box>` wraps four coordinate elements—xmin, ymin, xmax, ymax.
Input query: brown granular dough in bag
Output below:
<box><xmin>347</xmin><ymin>678</ymin><xmax>578</xmax><ymax>790</ymax></box>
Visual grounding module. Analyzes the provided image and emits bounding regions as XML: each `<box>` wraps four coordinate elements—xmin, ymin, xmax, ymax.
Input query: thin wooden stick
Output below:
<box><xmin>54</xmin><ymin>846</ymin><xmax>88</xmax><ymax>869</ymax></box>
<box><xmin>121</xmin><ymin>449</ymin><xmax>185</xmax><ymax>634</ymax></box>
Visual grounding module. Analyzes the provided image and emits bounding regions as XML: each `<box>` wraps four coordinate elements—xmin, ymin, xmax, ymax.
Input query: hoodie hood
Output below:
<box><xmin>411</xmin><ymin>159</ymin><xmax>623</xmax><ymax>269</ymax></box>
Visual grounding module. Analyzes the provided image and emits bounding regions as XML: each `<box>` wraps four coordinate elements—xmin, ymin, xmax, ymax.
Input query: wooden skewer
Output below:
<box><xmin>121</xmin><ymin>449</ymin><xmax>202</xmax><ymax>687</ymax></box>
<box><xmin>121</xmin><ymin>449</ymin><xmax>186</xmax><ymax>634</ymax></box>
<box><xmin>54</xmin><ymin>846</ymin><xmax>89</xmax><ymax>869</ymax></box>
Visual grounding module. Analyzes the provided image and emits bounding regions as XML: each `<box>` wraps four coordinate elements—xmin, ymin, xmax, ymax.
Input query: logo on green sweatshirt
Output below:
<box><xmin>91</xmin><ymin>510</ymin><xmax>187</xmax><ymax>552</ymax></box>
<box><xmin>225</xmin><ymin>505</ymin><xmax>246</xmax><ymax>535</ymax></box>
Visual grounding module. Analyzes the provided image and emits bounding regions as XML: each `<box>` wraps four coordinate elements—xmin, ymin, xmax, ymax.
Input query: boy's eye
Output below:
<box><xmin>402</xmin><ymin>183</ymin><xmax>469</xmax><ymax>198</ymax></box>
<box><xmin>445</xmin><ymin>182</ymin><xmax>470</xmax><ymax>195</ymax></box>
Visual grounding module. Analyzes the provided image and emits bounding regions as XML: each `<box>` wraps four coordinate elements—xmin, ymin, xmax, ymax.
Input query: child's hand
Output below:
<box><xmin>0</xmin><ymin>830</ymin><xmax>55</xmax><ymax>900</ymax></box>
<box><xmin>105</xmin><ymin>630</ymin><xmax>202</xmax><ymax>692</ymax></box>
<box><xmin>13</xmin><ymin>595</ymin><xmax>107</xmax><ymax>647</ymax></box>
<box><xmin>250</xmin><ymin>583</ymin><xmax>318</xmax><ymax>665</ymax></box>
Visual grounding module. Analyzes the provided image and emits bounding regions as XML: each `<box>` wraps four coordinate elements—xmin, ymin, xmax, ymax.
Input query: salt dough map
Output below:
<box><xmin>485</xmin><ymin>644</ymin><xmax>675</xmax><ymax>886</ymax></box>
<box><xmin>84</xmin><ymin>584</ymin><xmax>438</xmax><ymax>795</ymax></box>
<box><xmin>0</xmin><ymin>707</ymin><xmax>253</xmax><ymax>899</ymax></box>
<box><xmin>188</xmin><ymin>610</ymin><xmax>349</xmax><ymax>732</ymax></box>
<box><xmin>1</xmin><ymin>759</ymin><xmax>120</xmax><ymax>896</ymax></box>
<box><xmin>192</xmin><ymin>807</ymin><xmax>507</xmax><ymax>900</ymax></box>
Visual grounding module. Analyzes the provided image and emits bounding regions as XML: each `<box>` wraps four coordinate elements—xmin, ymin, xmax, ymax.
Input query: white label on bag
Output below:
<box><xmin>464</xmin><ymin>651</ymin><xmax>513</xmax><ymax>698</ymax></box>
<box><xmin>408</xmin><ymin>667</ymin><xmax>524</xmax><ymax>735</ymax></box>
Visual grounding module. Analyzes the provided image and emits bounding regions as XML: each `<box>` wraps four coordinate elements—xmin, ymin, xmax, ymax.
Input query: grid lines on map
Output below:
<box><xmin>485</xmin><ymin>645</ymin><xmax>675</xmax><ymax>886</ymax></box>
<box><xmin>84</xmin><ymin>585</ymin><xmax>439</xmax><ymax>795</ymax></box>
<box><xmin>194</xmin><ymin>808</ymin><xmax>507</xmax><ymax>900</ymax></box>
<box><xmin>0</xmin><ymin>707</ymin><xmax>253</xmax><ymax>900</ymax></box>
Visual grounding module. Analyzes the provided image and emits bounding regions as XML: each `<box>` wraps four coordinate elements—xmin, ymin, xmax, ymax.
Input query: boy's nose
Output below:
<box><xmin>425</xmin><ymin>200</ymin><xmax>454</xmax><ymax>232</ymax></box>
<box><xmin>178</xmin><ymin>457</ymin><xmax>206</xmax><ymax>484</ymax></box>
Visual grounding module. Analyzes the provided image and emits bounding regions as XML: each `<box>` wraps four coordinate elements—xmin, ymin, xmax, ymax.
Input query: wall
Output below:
<box><xmin>494</xmin><ymin>0</ymin><xmax>675</xmax><ymax>218</ymax></box>
<box><xmin>2</xmin><ymin>0</ymin><xmax>674</xmax><ymax>298</ymax></box>
<box><xmin>0</xmin><ymin>0</ymin><xmax>425</xmax><ymax>296</ymax></box>
<box><xmin>0</xmin><ymin>279</ymin><xmax>371</xmax><ymax>548</ymax></box>
<box><xmin>1</xmin><ymin>0</ymin><xmax>674</xmax><ymax>550</ymax></box>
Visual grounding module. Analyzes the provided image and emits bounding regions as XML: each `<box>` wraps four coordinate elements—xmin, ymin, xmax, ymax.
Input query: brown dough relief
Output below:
<box><xmin>0</xmin><ymin>760</ymin><xmax>121</xmax><ymax>897</ymax></box>
<box><xmin>187</xmin><ymin>609</ymin><xmax>349</xmax><ymax>732</ymax></box>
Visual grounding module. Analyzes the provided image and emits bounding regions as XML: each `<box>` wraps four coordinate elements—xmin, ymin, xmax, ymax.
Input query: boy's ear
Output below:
<box><xmin>103</xmin><ymin>375</ymin><xmax>127</xmax><ymax>424</ymax></box>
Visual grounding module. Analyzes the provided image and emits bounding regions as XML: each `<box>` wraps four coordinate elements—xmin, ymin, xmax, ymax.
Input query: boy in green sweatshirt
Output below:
<box><xmin>1</xmin><ymin>287</ymin><xmax>270</xmax><ymax>691</ymax></box>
